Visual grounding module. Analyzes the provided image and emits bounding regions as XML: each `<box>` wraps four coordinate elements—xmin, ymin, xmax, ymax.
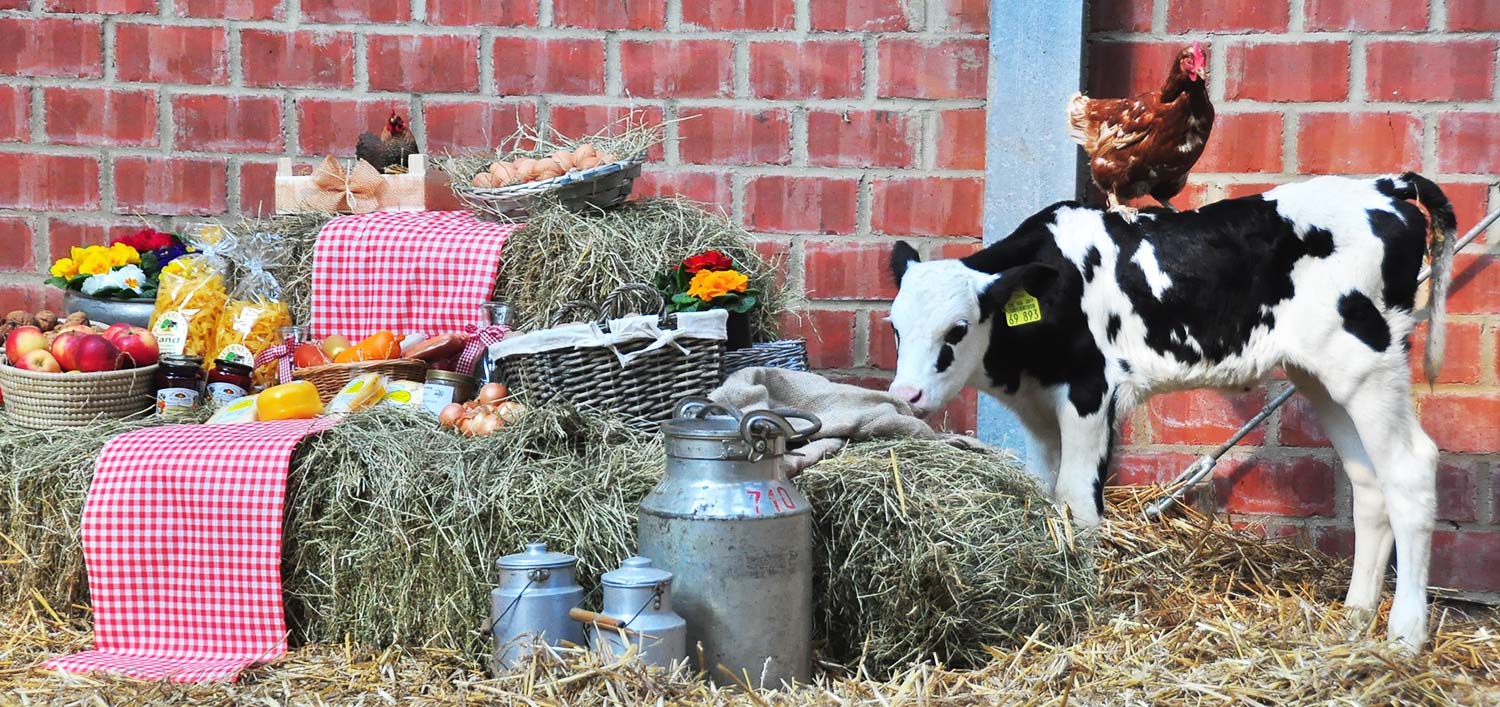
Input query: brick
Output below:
<box><xmin>1168</xmin><ymin>0</ymin><xmax>1289</xmax><ymax>32</ymax></box>
<box><xmin>811</xmin><ymin>0</ymin><xmax>912</xmax><ymax>31</ymax></box>
<box><xmin>0</xmin><ymin>85</ymin><xmax>27</xmax><ymax>143</ymax></box>
<box><xmin>47</xmin><ymin>218</ymin><xmax>140</xmax><ymax>260</ymax></box>
<box><xmin>116</xmin><ymin>24</ymin><xmax>228</xmax><ymax>85</ymax></box>
<box><xmin>368</xmin><ymin>35</ymin><xmax>480</xmax><ymax>93</ymax></box>
<box><xmin>0</xmin><ymin>217</ymin><xmax>34</xmax><ymax>272</ymax></box>
<box><xmin>492</xmin><ymin>37</ymin><xmax>605</xmax><ymax>96</ymax></box>
<box><xmin>554</xmin><ymin>0</ymin><xmax>664</xmax><ymax>29</ymax></box>
<box><xmin>173</xmin><ymin>95</ymin><xmax>283</xmax><ymax>153</ymax></box>
<box><xmin>1194</xmin><ymin>112</ymin><xmax>1282</xmax><ymax>173</ymax></box>
<box><xmin>867</xmin><ymin>310</ymin><xmax>897</xmax><ymax>370</ymax></box>
<box><xmin>749</xmin><ymin>40</ymin><xmax>863</xmax><ymax>100</ymax></box>
<box><xmin>936</xmin><ymin>109</ymin><xmax>985</xmax><ymax>170</ymax></box>
<box><xmin>0</xmin><ymin>0</ymin><xmax>22</xmax><ymax>7</ymax></box>
<box><xmin>1114</xmin><ymin>181</ymin><xmax>1212</xmax><ymax>210</ymax></box>
<box><xmin>1438</xmin><ymin>114</ymin><xmax>1500</xmax><ymax>174</ymax></box>
<box><xmin>1148</xmin><ymin>388</ymin><xmax>1269</xmax><ymax>446</ymax></box>
<box><xmin>0</xmin><ymin>18</ymin><xmax>102</xmax><ymax>79</ymax></box>
<box><xmin>939</xmin><ymin>240</ymin><xmax>982</xmax><ymax>259</ymax></box>
<box><xmin>237</xmin><ymin>161</ymin><xmax>279</xmax><ymax>217</ymax></box>
<box><xmin>1367</xmin><ymin>41</ymin><xmax>1497</xmax><ymax>103</ymax></box>
<box><xmin>1225</xmin><ymin>42</ymin><xmax>1350</xmax><ymax>102</ymax></box>
<box><xmin>621</xmin><ymin>40</ymin><xmax>734</xmax><ymax>98</ymax></box>
<box><xmin>174</xmin><ymin>0</ymin><xmax>284</xmax><ymax>19</ymax></box>
<box><xmin>677</xmin><ymin>107</ymin><xmax>791</xmax><ymax>166</ymax></box>
<box><xmin>547</xmin><ymin>104</ymin><xmax>665</xmax><ymax>161</ymax></box>
<box><xmin>807</xmin><ymin>110</ymin><xmax>919</xmax><ymax>169</ymax></box>
<box><xmin>0</xmin><ymin>285</ymin><xmax>60</xmax><ymax>315</ymax></box>
<box><xmin>47</xmin><ymin>0</ymin><xmax>155</xmax><ymax>12</ymax></box>
<box><xmin>804</xmin><ymin>242</ymin><xmax>900</xmax><ymax>300</ymax></box>
<box><xmin>1420</xmin><ymin>392</ymin><xmax>1500</xmax><ymax>454</ymax></box>
<box><xmin>1090</xmin><ymin>0</ymin><xmax>1152</xmax><ymax>31</ymax></box>
<box><xmin>1222</xmin><ymin>182</ymin><xmax>1282</xmax><ymax>200</ymax></box>
<box><xmin>1438</xmin><ymin>183</ymin><xmax>1491</xmax><ymax>243</ymax></box>
<box><xmin>114</xmin><ymin>157</ymin><xmax>226</xmax><ymax>216</ymax></box>
<box><xmin>744</xmin><ymin>176</ymin><xmax>859</xmax><ymax>236</ymax></box>
<box><xmin>297</xmin><ymin>98</ymin><xmax>411</xmax><ymax>157</ymax></box>
<box><xmin>423</xmin><ymin>100</ymin><xmax>538</xmax><ymax>153</ymax></box>
<box><xmin>944</xmin><ymin>0</ymin><xmax>988</xmax><ymax>32</ymax></box>
<box><xmin>241</xmin><ymin>30</ymin><xmax>355</xmax><ymax>89</ymax></box>
<box><xmin>878</xmin><ymin>38</ymin><xmax>988</xmax><ymax>100</ymax></box>
<box><xmin>1305</xmin><ymin>0</ymin><xmax>1427</xmax><ymax>31</ymax></box>
<box><xmin>632</xmin><ymin>171</ymin><xmax>732</xmax><ymax>207</ymax></box>
<box><xmin>428</xmin><ymin>0</ymin><xmax>537</xmax><ymax>26</ymax></box>
<box><xmin>1448</xmin><ymin>254</ymin><xmax>1499</xmax><ymax>315</ymax></box>
<box><xmin>1214</xmin><ymin>454</ymin><xmax>1336</xmax><ymax>517</ymax></box>
<box><xmin>684</xmin><ymin>0</ymin><xmax>794</xmax><ymax>30</ymax></box>
<box><xmin>43</xmin><ymin>88</ymin><xmax>157</xmax><ymax>148</ymax></box>
<box><xmin>1431</xmin><ymin>531</ymin><xmax>1500</xmax><ymax>592</ymax></box>
<box><xmin>1436</xmin><ymin>461</ymin><xmax>1477</xmax><ymax>523</ymax></box>
<box><xmin>778</xmin><ymin>309</ymin><xmax>856</xmax><ymax>369</ymax></box>
<box><xmin>932</xmin><ymin>388</ymin><xmax>978</xmax><ymax>435</ymax></box>
<box><xmin>1112</xmin><ymin>450</ymin><xmax>1199</xmax><ymax>486</ymax></box>
<box><xmin>1448</xmin><ymin>0</ymin><xmax>1500</xmax><ymax>31</ymax></box>
<box><xmin>1278</xmin><ymin>392</ymin><xmax>1330</xmax><ymax>447</ymax></box>
<box><xmin>1086</xmin><ymin>41</ymin><xmax>1180</xmax><ymax>97</ymax></box>
<box><xmin>1312</xmin><ymin>526</ymin><xmax>1354</xmax><ymax>558</ymax></box>
<box><xmin>1407</xmin><ymin>321</ymin><xmax>1486</xmax><ymax>385</ymax></box>
<box><xmin>750</xmin><ymin>239</ymin><xmax>792</xmax><ymax>291</ymax></box>
<box><xmin>301</xmin><ymin>0</ymin><xmax>409</xmax><ymax>22</ymax></box>
<box><xmin>872</xmin><ymin>177</ymin><xmax>983</xmax><ymax>237</ymax></box>
<box><xmin>0</xmin><ymin>154</ymin><xmax>100</xmax><ymax>211</ymax></box>
<box><xmin>1297</xmin><ymin>112</ymin><xmax>1422</xmax><ymax>175</ymax></box>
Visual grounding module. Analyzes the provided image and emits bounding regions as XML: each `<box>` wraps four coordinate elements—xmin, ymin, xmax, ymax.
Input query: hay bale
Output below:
<box><xmin>799</xmin><ymin>440</ymin><xmax>1098</xmax><ymax>674</ymax></box>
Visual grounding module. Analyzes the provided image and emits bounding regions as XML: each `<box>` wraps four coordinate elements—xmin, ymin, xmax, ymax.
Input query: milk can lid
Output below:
<box><xmin>602</xmin><ymin>556</ymin><xmax>672</xmax><ymax>588</ymax></box>
<box><xmin>498</xmin><ymin>542</ymin><xmax>578</xmax><ymax>570</ymax></box>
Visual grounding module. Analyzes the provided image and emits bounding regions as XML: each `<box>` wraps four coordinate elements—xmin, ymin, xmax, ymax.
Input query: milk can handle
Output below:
<box><xmin>673</xmin><ymin>396</ymin><xmax>743</xmax><ymax>420</ymax></box>
<box><xmin>739</xmin><ymin>409</ymin><xmax>822</xmax><ymax>446</ymax></box>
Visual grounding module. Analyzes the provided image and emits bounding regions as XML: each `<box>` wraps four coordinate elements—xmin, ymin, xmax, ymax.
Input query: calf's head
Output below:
<box><xmin>886</xmin><ymin>241</ymin><xmax>1056</xmax><ymax>415</ymax></box>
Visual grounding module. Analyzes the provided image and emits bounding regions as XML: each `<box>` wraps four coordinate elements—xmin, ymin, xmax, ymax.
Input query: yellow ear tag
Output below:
<box><xmin>1004</xmin><ymin>289</ymin><xmax>1042</xmax><ymax>327</ymax></box>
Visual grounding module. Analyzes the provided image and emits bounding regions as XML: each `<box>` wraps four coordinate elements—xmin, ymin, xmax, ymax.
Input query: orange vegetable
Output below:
<box><xmin>334</xmin><ymin>330</ymin><xmax>400</xmax><ymax>363</ymax></box>
<box><xmin>257</xmin><ymin>381</ymin><xmax>323</xmax><ymax>421</ymax></box>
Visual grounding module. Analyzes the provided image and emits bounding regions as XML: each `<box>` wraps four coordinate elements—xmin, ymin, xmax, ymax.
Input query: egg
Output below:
<box><xmin>490</xmin><ymin>161</ymin><xmax>518</xmax><ymax>185</ymax></box>
<box><xmin>478</xmin><ymin>382</ymin><xmax>509</xmax><ymax>406</ymax></box>
<box><xmin>552</xmin><ymin>150</ymin><xmax>578</xmax><ymax>172</ymax></box>
<box><xmin>537</xmin><ymin>159</ymin><xmax>564</xmax><ymax>181</ymax></box>
<box><xmin>438</xmin><ymin>403</ymin><xmax>466</xmax><ymax>428</ymax></box>
<box><xmin>513</xmin><ymin>158</ymin><xmax>539</xmax><ymax>182</ymax></box>
<box><xmin>471</xmin><ymin>172</ymin><xmax>495</xmax><ymax>188</ymax></box>
<box><xmin>576</xmin><ymin>156</ymin><xmax>601</xmax><ymax>170</ymax></box>
<box><xmin>599</xmin><ymin>152</ymin><xmax>620</xmax><ymax>165</ymax></box>
<box><xmin>573</xmin><ymin>144</ymin><xmax>598</xmax><ymax>161</ymax></box>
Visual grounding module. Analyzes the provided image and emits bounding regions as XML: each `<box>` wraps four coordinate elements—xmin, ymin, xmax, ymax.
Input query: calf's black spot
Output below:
<box><xmin>936</xmin><ymin>344</ymin><xmax>955</xmax><ymax>372</ymax></box>
<box><xmin>1303</xmin><ymin>227</ymin><xmax>1335</xmax><ymax>257</ymax></box>
<box><xmin>1082</xmin><ymin>246</ymin><xmax>1101</xmax><ymax>282</ymax></box>
<box><xmin>1368</xmin><ymin>208</ymin><xmax>1426</xmax><ymax>311</ymax></box>
<box><xmin>1338</xmin><ymin>291</ymin><xmax>1390</xmax><ymax>352</ymax></box>
<box><xmin>1106</xmin><ymin>314</ymin><xmax>1121</xmax><ymax>342</ymax></box>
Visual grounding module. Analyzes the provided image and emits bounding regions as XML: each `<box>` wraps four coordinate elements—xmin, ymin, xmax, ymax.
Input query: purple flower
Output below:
<box><xmin>153</xmin><ymin>243</ymin><xmax>189</xmax><ymax>268</ymax></box>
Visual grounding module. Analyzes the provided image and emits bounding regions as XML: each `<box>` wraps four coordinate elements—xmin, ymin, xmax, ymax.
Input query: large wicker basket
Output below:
<box><xmin>453</xmin><ymin>158</ymin><xmax>643</xmax><ymax>220</ymax></box>
<box><xmin>493</xmin><ymin>285</ymin><xmax>725</xmax><ymax>431</ymax></box>
<box><xmin>0</xmin><ymin>360</ymin><xmax>157</xmax><ymax>429</ymax></box>
<box><xmin>292</xmin><ymin>359</ymin><xmax>430</xmax><ymax>404</ymax></box>
<box><xmin>721</xmin><ymin>339</ymin><xmax>810</xmax><ymax>380</ymax></box>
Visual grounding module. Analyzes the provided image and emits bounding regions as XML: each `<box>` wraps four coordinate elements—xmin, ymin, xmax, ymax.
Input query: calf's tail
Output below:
<box><xmin>1397</xmin><ymin>172</ymin><xmax>1457</xmax><ymax>385</ymax></box>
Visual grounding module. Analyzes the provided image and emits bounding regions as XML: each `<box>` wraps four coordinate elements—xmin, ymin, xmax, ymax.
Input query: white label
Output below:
<box><xmin>153</xmin><ymin>312</ymin><xmax>189</xmax><ymax>356</ymax></box>
<box><xmin>208</xmin><ymin>381</ymin><xmax>248</xmax><ymax>405</ymax></box>
<box><xmin>156</xmin><ymin>386</ymin><xmax>200</xmax><ymax>417</ymax></box>
<box><xmin>232</xmin><ymin>304</ymin><xmax>261</xmax><ymax>335</ymax></box>
<box><xmin>421</xmin><ymin>382</ymin><xmax>456</xmax><ymax>416</ymax></box>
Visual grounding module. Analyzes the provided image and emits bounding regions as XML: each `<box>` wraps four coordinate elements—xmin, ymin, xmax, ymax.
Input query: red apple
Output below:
<box><xmin>50</xmin><ymin>330</ymin><xmax>86</xmax><ymax>371</ymax></box>
<box><xmin>17</xmin><ymin>349</ymin><xmax>62</xmax><ymax>373</ymax></box>
<box><xmin>294</xmin><ymin>342</ymin><xmax>331</xmax><ymax>368</ymax></box>
<box><xmin>105</xmin><ymin>325</ymin><xmax>159</xmax><ymax>368</ymax></box>
<box><xmin>74</xmin><ymin>334</ymin><xmax>124</xmax><ymax>373</ymax></box>
<box><xmin>5</xmin><ymin>326</ymin><xmax>48</xmax><ymax>364</ymax></box>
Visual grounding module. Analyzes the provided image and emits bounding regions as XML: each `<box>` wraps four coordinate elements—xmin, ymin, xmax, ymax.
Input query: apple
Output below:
<box><xmin>54</xmin><ymin>323</ymin><xmax>95</xmax><ymax>336</ymax></box>
<box><xmin>105</xmin><ymin>325</ymin><xmax>159</xmax><ymax>368</ymax></box>
<box><xmin>5</xmin><ymin>326</ymin><xmax>47</xmax><ymax>364</ymax></box>
<box><xmin>294</xmin><ymin>342</ymin><xmax>331</xmax><ymax>368</ymax></box>
<box><xmin>17</xmin><ymin>349</ymin><xmax>62</xmax><ymax>373</ymax></box>
<box><xmin>73</xmin><ymin>334</ymin><xmax>124</xmax><ymax>373</ymax></box>
<box><xmin>50</xmin><ymin>330</ymin><xmax>86</xmax><ymax>371</ymax></box>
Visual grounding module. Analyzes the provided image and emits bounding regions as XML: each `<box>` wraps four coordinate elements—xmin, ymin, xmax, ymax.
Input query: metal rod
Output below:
<box><xmin>1143</xmin><ymin>205</ymin><xmax>1500</xmax><ymax>519</ymax></box>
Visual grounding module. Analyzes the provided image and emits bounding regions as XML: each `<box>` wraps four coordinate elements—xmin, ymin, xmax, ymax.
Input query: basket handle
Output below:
<box><xmin>547</xmin><ymin>301</ymin><xmax>605</xmax><ymax>328</ymax></box>
<box><xmin>601</xmin><ymin>284</ymin><xmax>666</xmax><ymax>320</ymax></box>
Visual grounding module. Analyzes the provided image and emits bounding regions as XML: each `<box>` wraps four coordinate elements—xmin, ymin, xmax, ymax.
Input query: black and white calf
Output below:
<box><xmin>886</xmin><ymin>173</ymin><xmax>1455</xmax><ymax>649</ymax></box>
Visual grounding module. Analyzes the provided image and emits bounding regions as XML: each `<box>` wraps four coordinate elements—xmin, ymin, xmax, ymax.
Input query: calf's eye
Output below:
<box><xmin>944</xmin><ymin>322</ymin><xmax>968</xmax><ymax>345</ymax></box>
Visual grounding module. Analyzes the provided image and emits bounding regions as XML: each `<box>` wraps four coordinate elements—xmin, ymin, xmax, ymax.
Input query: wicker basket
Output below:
<box><xmin>494</xmin><ymin>285</ymin><xmax>724</xmax><ymax>431</ymax></box>
<box><xmin>0</xmin><ymin>360</ymin><xmax>157</xmax><ymax>429</ymax></box>
<box><xmin>293</xmin><ymin>359</ymin><xmax>430</xmax><ymax>404</ymax></box>
<box><xmin>454</xmin><ymin>158</ymin><xmax>644</xmax><ymax>220</ymax></box>
<box><xmin>721</xmin><ymin>339</ymin><xmax>810</xmax><ymax>380</ymax></box>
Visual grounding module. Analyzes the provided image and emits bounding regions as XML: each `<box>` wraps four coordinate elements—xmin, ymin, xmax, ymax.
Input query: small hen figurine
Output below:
<box><xmin>1067</xmin><ymin>43</ymin><xmax>1213</xmax><ymax>217</ymax></box>
<box><xmin>356</xmin><ymin>112</ymin><xmax>420</xmax><ymax>174</ymax></box>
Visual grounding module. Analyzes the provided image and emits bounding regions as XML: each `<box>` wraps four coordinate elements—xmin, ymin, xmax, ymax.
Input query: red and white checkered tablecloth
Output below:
<box><xmin>45</xmin><ymin>418</ymin><xmax>338</xmax><ymax>683</ymax></box>
<box><xmin>309</xmin><ymin>210</ymin><xmax>521</xmax><ymax>340</ymax></box>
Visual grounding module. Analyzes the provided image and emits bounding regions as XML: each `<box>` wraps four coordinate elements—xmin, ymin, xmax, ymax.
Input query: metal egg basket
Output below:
<box><xmin>454</xmin><ymin>157</ymin><xmax>644</xmax><ymax>220</ymax></box>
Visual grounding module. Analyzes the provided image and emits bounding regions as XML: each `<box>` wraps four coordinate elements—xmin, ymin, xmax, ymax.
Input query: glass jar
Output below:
<box><xmin>207</xmin><ymin>359</ymin><xmax>254</xmax><ymax>404</ymax></box>
<box><xmin>476</xmin><ymin>300</ymin><xmax>513</xmax><ymax>386</ymax></box>
<box><xmin>278</xmin><ymin>324</ymin><xmax>309</xmax><ymax>345</ymax></box>
<box><xmin>155</xmin><ymin>355</ymin><xmax>205</xmax><ymax>418</ymax></box>
<box><xmin>421</xmin><ymin>369</ymin><xmax>477</xmax><ymax>416</ymax></box>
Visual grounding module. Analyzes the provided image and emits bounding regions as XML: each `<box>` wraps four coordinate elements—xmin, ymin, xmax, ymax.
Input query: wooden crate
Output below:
<box><xmin>274</xmin><ymin>154</ymin><xmax>427</xmax><ymax>214</ymax></box>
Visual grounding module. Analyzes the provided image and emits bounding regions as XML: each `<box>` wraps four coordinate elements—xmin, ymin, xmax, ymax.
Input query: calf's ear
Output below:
<box><xmin>979</xmin><ymin>263</ymin><xmax>1059</xmax><ymax>319</ymax></box>
<box><xmin>890</xmin><ymin>240</ymin><xmax>920</xmax><ymax>284</ymax></box>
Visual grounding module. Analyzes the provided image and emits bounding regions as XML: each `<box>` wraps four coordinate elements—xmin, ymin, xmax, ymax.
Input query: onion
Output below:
<box><xmin>438</xmin><ymin>403</ymin><xmax>466</xmax><ymax>428</ymax></box>
<box><xmin>495</xmin><ymin>401</ymin><xmax>527</xmax><ymax>424</ymax></box>
<box><xmin>478</xmin><ymin>382</ymin><xmax>508</xmax><ymax>406</ymax></box>
<box><xmin>471</xmin><ymin>414</ymin><xmax>501</xmax><ymax>436</ymax></box>
<box><xmin>457</xmin><ymin>417</ymin><xmax>474</xmax><ymax>436</ymax></box>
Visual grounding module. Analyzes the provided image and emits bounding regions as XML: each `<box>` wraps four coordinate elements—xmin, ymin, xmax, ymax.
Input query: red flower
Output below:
<box><xmin>112</xmin><ymin>228</ymin><xmax>177</xmax><ymax>252</ymax></box>
<box><xmin>682</xmin><ymin>250</ymin><xmax>733</xmax><ymax>274</ymax></box>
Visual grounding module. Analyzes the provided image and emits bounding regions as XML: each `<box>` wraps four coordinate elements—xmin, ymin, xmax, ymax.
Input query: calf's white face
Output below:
<box><xmin>887</xmin><ymin>255</ymin><xmax>995</xmax><ymax>416</ymax></box>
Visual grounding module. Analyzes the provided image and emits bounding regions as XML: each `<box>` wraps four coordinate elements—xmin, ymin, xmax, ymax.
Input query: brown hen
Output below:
<box><xmin>356</xmin><ymin>112</ymin><xmax>420</xmax><ymax>174</ymax></box>
<box><xmin>1067</xmin><ymin>43</ymin><xmax>1213</xmax><ymax>217</ymax></box>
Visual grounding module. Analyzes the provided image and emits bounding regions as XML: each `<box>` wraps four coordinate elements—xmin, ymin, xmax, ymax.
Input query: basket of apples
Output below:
<box><xmin>0</xmin><ymin>313</ymin><xmax>160</xmax><ymax>429</ymax></box>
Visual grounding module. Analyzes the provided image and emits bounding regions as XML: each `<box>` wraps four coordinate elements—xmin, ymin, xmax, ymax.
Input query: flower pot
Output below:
<box><xmin>63</xmin><ymin>291</ymin><xmax>156</xmax><ymax>328</ymax></box>
<box><xmin>725</xmin><ymin>311</ymin><xmax>752</xmax><ymax>351</ymax></box>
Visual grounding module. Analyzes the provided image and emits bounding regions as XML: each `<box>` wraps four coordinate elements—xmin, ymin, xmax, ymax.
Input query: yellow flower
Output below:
<box><xmin>108</xmin><ymin>242</ymin><xmax>140</xmax><ymax>267</ymax></box>
<box><xmin>687</xmin><ymin>269</ymin><xmax>749</xmax><ymax>302</ymax></box>
<box><xmin>50</xmin><ymin>257</ymin><xmax>78</xmax><ymax>278</ymax></box>
<box><xmin>70</xmin><ymin>246</ymin><xmax>87</xmax><ymax>263</ymax></box>
<box><xmin>77</xmin><ymin>251</ymin><xmax>114</xmax><ymax>276</ymax></box>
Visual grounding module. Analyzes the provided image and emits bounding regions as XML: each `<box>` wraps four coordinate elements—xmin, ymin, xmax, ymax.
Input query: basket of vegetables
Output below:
<box><xmin>0</xmin><ymin>312</ymin><xmax>160</xmax><ymax>429</ymax></box>
<box><xmin>287</xmin><ymin>330</ymin><xmax>437</xmax><ymax>403</ymax></box>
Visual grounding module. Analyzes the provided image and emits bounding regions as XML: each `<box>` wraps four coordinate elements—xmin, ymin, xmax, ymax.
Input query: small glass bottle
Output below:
<box><xmin>475</xmin><ymin>300</ymin><xmax>513</xmax><ymax>386</ymax></box>
<box><xmin>278</xmin><ymin>324</ymin><xmax>309</xmax><ymax>345</ymax></box>
<box><xmin>207</xmin><ymin>359</ymin><xmax>254</xmax><ymax>404</ymax></box>
<box><xmin>155</xmin><ymin>355</ymin><xmax>205</xmax><ymax>419</ymax></box>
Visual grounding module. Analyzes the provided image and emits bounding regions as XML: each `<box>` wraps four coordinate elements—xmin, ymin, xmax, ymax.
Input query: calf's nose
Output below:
<box><xmin>889</xmin><ymin>384</ymin><xmax>924</xmax><ymax>407</ymax></box>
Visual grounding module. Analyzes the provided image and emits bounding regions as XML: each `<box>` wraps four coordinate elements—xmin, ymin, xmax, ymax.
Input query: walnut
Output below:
<box><xmin>4</xmin><ymin>310</ymin><xmax>32</xmax><ymax>328</ymax></box>
<box><xmin>34</xmin><ymin>310</ymin><xmax>58</xmax><ymax>332</ymax></box>
<box><xmin>64</xmin><ymin>311</ymin><xmax>89</xmax><ymax>327</ymax></box>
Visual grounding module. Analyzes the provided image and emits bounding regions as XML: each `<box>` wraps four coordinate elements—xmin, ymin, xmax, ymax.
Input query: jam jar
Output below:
<box><xmin>207</xmin><ymin>358</ymin><xmax>254</xmax><ymax>404</ymax></box>
<box><xmin>155</xmin><ymin>355</ymin><xmax>205</xmax><ymax>418</ymax></box>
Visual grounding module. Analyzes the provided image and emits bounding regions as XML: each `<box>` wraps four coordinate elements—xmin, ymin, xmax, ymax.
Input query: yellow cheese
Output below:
<box><xmin>206</xmin><ymin>394</ymin><xmax>260</xmax><ymax>425</ymax></box>
<box><xmin>324</xmin><ymin>373</ymin><xmax>387</xmax><ymax>414</ymax></box>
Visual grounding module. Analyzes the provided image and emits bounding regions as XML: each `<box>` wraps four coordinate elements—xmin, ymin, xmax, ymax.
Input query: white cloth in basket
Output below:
<box><xmin>488</xmin><ymin>310</ymin><xmax>727</xmax><ymax>367</ymax></box>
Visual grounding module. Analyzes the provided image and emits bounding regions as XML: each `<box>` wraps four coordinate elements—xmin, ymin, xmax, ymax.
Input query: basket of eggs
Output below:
<box><xmin>448</xmin><ymin>143</ymin><xmax>643</xmax><ymax>220</ymax></box>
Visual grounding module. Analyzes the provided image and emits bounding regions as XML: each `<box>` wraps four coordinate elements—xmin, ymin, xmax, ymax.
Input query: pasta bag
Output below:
<box><xmin>213</xmin><ymin>232</ymin><xmax>292</xmax><ymax>388</ymax></box>
<box><xmin>149</xmin><ymin>225</ymin><xmax>230</xmax><ymax>359</ymax></box>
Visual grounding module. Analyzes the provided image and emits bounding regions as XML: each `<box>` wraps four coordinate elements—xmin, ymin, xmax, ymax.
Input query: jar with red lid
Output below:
<box><xmin>207</xmin><ymin>359</ymin><xmax>254</xmax><ymax>404</ymax></box>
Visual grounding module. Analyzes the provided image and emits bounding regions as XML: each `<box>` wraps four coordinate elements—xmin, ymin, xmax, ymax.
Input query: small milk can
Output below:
<box><xmin>488</xmin><ymin>542</ymin><xmax>585</xmax><ymax>674</ymax></box>
<box><xmin>574</xmin><ymin>556</ymin><xmax>687</xmax><ymax>668</ymax></box>
<box><xmin>638</xmin><ymin>398</ymin><xmax>822</xmax><ymax>689</ymax></box>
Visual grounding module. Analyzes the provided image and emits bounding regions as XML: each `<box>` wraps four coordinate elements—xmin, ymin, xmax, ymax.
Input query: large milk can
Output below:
<box><xmin>574</xmin><ymin>556</ymin><xmax>688</xmax><ymax>668</ymax></box>
<box><xmin>488</xmin><ymin>542</ymin><xmax>585</xmax><ymax>674</ymax></box>
<box><xmin>638</xmin><ymin>398</ymin><xmax>821</xmax><ymax>689</ymax></box>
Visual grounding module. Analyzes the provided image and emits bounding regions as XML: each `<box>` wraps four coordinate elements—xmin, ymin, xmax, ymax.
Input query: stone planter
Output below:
<box><xmin>63</xmin><ymin>291</ymin><xmax>155</xmax><ymax>328</ymax></box>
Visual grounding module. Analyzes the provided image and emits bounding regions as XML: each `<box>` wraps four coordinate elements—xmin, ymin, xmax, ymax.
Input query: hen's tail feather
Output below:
<box><xmin>1065</xmin><ymin>93</ymin><xmax>1090</xmax><ymax>148</ymax></box>
<box><xmin>1394</xmin><ymin>172</ymin><xmax>1457</xmax><ymax>385</ymax></box>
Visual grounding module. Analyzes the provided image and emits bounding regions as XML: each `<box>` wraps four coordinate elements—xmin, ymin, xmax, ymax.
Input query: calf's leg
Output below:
<box><xmin>1053</xmin><ymin>401</ymin><xmax>1113</xmax><ymax>528</ymax></box>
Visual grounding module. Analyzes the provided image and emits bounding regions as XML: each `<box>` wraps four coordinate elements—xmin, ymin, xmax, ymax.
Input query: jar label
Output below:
<box><xmin>156</xmin><ymin>387</ymin><xmax>200</xmax><ymax>417</ymax></box>
<box><xmin>153</xmin><ymin>312</ymin><xmax>189</xmax><ymax>356</ymax></box>
<box><xmin>421</xmin><ymin>382</ymin><xmax>456</xmax><ymax>416</ymax></box>
<box><xmin>208</xmin><ymin>381</ymin><xmax>247</xmax><ymax>405</ymax></box>
<box><xmin>216</xmin><ymin>343</ymin><xmax>253</xmax><ymax>366</ymax></box>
